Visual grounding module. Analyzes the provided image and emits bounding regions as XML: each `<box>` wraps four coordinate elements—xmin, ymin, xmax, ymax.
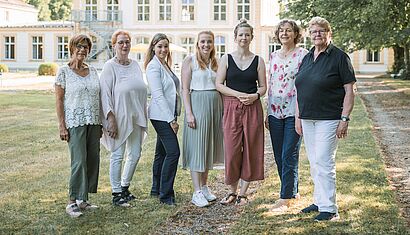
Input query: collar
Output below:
<box><xmin>308</xmin><ymin>42</ymin><xmax>334</xmax><ymax>56</ymax></box>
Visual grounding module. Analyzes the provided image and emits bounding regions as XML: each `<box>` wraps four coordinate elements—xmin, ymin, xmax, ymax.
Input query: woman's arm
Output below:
<box><xmin>99</xmin><ymin>62</ymin><xmax>118</xmax><ymax>138</ymax></box>
<box><xmin>336</xmin><ymin>82</ymin><xmax>355</xmax><ymax>139</ymax></box>
<box><xmin>215</xmin><ymin>54</ymin><xmax>246</xmax><ymax>98</ymax></box>
<box><xmin>181</xmin><ymin>56</ymin><xmax>196</xmax><ymax>129</ymax></box>
<box><xmin>238</xmin><ymin>56</ymin><xmax>267</xmax><ymax>105</ymax></box>
<box><xmin>55</xmin><ymin>85</ymin><xmax>69</xmax><ymax>141</ymax></box>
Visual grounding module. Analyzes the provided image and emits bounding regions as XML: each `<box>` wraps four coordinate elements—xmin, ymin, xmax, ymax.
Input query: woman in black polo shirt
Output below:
<box><xmin>295</xmin><ymin>16</ymin><xmax>356</xmax><ymax>222</ymax></box>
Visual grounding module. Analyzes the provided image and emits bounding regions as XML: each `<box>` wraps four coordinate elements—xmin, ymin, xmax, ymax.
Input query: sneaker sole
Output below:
<box><xmin>191</xmin><ymin>200</ymin><xmax>209</xmax><ymax>207</ymax></box>
<box><xmin>314</xmin><ymin>215</ymin><xmax>340</xmax><ymax>222</ymax></box>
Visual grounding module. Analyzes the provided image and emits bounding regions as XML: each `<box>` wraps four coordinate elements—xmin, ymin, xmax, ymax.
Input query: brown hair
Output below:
<box><xmin>195</xmin><ymin>31</ymin><xmax>218</xmax><ymax>72</ymax></box>
<box><xmin>68</xmin><ymin>34</ymin><xmax>92</xmax><ymax>57</ymax></box>
<box><xmin>144</xmin><ymin>33</ymin><xmax>172</xmax><ymax>69</ymax></box>
<box><xmin>111</xmin><ymin>30</ymin><xmax>131</xmax><ymax>45</ymax></box>
<box><xmin>274</xmin><ymin>19</ymin><xmax>302</xmax><ymax>44</ymax></box>
<box><xmin>234</xmin><ymin>18</ymin><xmax>254</xmax><ymax>39</ymax></box>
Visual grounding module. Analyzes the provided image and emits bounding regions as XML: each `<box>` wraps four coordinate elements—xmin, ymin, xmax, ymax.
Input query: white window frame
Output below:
<box><xmin>135</xmin><ymin>36</ymin><xmax>150</xmax><ymax>62</ymax></box>
<box><xmin>181</xmin><ymin>36</ymin><xmax>195</xmax><ymax>58</ymax></box>
<box><xmin>4</xmin><ymin>36</ymin><xmax>15</xmax><ymax>60</ymax></box>
<box><xmin>237</xmin><ymin>0</ymin><xmax>250</xmax><ymax>21</ymax></box>
<box><xmin>107</xmin><ymin>0</ymin><xmax>119</xmax><ymax>21</ymax></box>
<box><xmin>32</xmin><ymin>36</ymin><xmax>43</xmax><ymax>60</ymax></box>
<box><xmin>85</xmin><ymin>0</ymin><xmax>98</xmax><ymax>21</ymax></box>
<box><xmin>213</xmin><ymin>0</ymin><xmax>226</xmax><ymax>21</ymax></box>
<box><xmin>215</xmin><ymin>36</ymin><xmax>225</xmax><ymax>58</ymax></box>
<box><xmin>181</xmin><ymin>0</ymin><xmax>194</xmax><ymax>21</ymax></box>
<box><xmin>159</xmin><ymin>0</ymin><xmax>171</xmax><ymax>21</ymax></box>
<box><xmin>268</xmin><ymin>36</ymin><xmax>281</xmax><ymax>55</ymax></box>
<box><xmin>57</xmin><ymin>36</ymin><xmax>69</xmax><ymax>60</ymax></box>
<box><xmin>137</xmin><ymin>0</ymin><xmax>150</xmax><ymax>21</ymax></box>
<box><xmin>366</xmin><ymin>50</ymin><xmax>380</xmax><ymax>63</ymax></box>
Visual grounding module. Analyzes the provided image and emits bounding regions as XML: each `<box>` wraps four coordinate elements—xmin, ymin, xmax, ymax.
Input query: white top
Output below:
<box><xmin>190</xmin><ymin>55</ymin><xmax>217</xmax><ymax>90</ymax></box>
<box><xmin>146</xmin><ymin>55</ymin><xmax>181</xmax><ymax>122</ymax></box>
<box><xmin>99</xmin><ymin>58</ymin><xmax>148</xmax><ymax>152</ymax></box>
<box><xmin>55</xmin><ymin>65</ymin><xmax>101</xmax><ymax>129</ymax></box>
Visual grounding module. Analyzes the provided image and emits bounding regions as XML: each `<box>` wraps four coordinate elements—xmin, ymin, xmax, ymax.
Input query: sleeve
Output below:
<box><xmin>146</xmin><ymin>62</ymin><xmax>174</xmax><ymax>122</ymax></box>
<box><xmin>99</xmin><ymin>62</ymin><xmax>115</xmax><ymax>120</ymax></box>
<box><xmin>339</xmin><ymin>53</ymin><xmax>356</xmax><ymax>84</ymax></box>
<box><xmin>55</xmin><ymin>67</ymin><xmax>66</xmax><ymax>89</ymax></box>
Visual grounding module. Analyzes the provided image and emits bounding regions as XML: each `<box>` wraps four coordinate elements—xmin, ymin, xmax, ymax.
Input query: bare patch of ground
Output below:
<box><xmin>357</xmin><ymin>78</ymin><xmax>410</xmax><ymax>225</ymax></box>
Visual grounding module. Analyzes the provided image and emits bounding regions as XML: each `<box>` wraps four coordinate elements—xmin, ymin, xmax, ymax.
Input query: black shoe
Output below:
<box><xmin>301</xmin><ymin>204</ymin><xmax>319</xmax><ymax>213</ymax></box>
<box><xmin>314</xmin><ymin>212</ymin><xmax>339</xmax><ymax>221</ymax></box>
<box><xmin>112</xmin><ymin>192</ymin><xmax>131</xmax><ymax>207</ymax></box>
<box><xmin>121</xmin><ymin>186</ymin><xmax>136</xmax><ymax>202</ymax></box>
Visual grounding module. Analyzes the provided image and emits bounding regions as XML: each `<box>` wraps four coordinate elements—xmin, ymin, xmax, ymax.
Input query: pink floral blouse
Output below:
<box><xmin>267</xmin><ymin>47</ymin><xmax>308</xmax><ymax>119</ymax></box>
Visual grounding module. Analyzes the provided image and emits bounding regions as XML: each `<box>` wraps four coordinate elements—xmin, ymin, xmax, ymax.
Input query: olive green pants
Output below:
<box><xmin>68</xmin><ymin>125</ymin><xmax>101</xmax><ymax>201</ymax></box>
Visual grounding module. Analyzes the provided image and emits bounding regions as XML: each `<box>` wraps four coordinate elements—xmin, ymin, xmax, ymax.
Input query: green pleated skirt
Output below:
<box><xmin>182</xmin><ymin>90</ymin><xmax>224</xmax><ymax>172</ymax></box>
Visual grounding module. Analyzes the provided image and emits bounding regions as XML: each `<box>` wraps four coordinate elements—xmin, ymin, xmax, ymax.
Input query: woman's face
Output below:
<box><xmin>115</xmin><ymin>34</ymin><xmax>131</xmax><ymax>57</ymax></box>
<box><xmin>278</xmin><ymin>23</ymin><xmax>296</xmax><ymax>46</ymax></box>
<box><xmin>73</xmin><ymin>41</ymin><xmax>89</xmax><ymax>62</ymax></box>
<box><xmin>197</xmin><ymin>33</ymin><xmax>214</xmax><ymax>56</ymax></box>
<box><xmin>309</xmin><ymin>24</ymin><xmax>330</xmax><ymax>47</ymax></box>
<box><xmin>154</xmin><ymin>39</ymin><xmax>169</xmax><ymax>62</ymax></box>
<box><xmin>235</xmin><ymin>27</ymin><xmax>253</xmax><ymax>47</ymax></box>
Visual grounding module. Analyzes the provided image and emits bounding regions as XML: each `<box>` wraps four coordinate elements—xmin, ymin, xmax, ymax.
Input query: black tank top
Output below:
<box><xmin>226</xmin><ymin>54</ymin><xmax>258</xmax><ymax>94</ymax></box>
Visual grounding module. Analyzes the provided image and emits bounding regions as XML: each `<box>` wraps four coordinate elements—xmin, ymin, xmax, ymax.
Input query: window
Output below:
<box><xmin>268</xmin><ymin>36</ymin><xmax>281</xmax><ymax>54</ymax></box>
<box><xmin>159</xmin><ymin>0</ymin><xmax>171</xmax><ymax>21</ymax></box>
<box><xmin>237</xmin><ymin>0</ymin><xmax>250</xmax><ymax>20</ymax></box>
<box><xmin>107</xmin><ymin>0</ymin><xmax>119</xmax><ymax>21</ymax></box>
<box><xmin>57</xmin><ymin>36</ymin><xmax>69</xmax><ymax>60</ymax></box>
<box><xmin>367</xmin><ymin>50</ymin><xmax>380</xmax><ymax>62</ymax></box>
<box><xmin>32</xmin><ymin>36</ymin><xmax>43</xmax><ymax>60</ymax></box>
<box><xmin>4</xmin><ymin>36</ymin><xmax>15</xmax><ymax>60</ymax></box>
<box><xmin>90</xmin><ymin>36</ymin><xmax>98</xmax><ymax>60</ymax></box>
<box><xmin>137</xmin><ymin>0</ymin><xmax>150</xmax><ymax>21</ymax></box>
<box><xmin>135</xmin><ymin>36</ymin><xmax>149</xmax><ymax>62</ymax></box>
<box><xmin>182</xmin><ymin>0</ymin><xmax>194</xmax><ymax>21</ymax></box>
<box><xmin>215</xmin><ymin>36</ymin><xmax>225</xmax><ymax>58</ymax></box>
<box><xmin>181</xmin><ymin>37</ymin><xmax>194</xmax><ymax>58</ymax></box>
<box><xmin>85</xmin><ymin>0</ymin><xmax>97</xmax><ymax>21</ymax></box>
<box><xmin>298</xmin><ymin>36</ymin><xmax>310</xmax><ymax>49</ymax></box>
<box><xmin>213</xmin><ymin>0</ymin><xmax>226</xmax><ymax>21</ymax></box>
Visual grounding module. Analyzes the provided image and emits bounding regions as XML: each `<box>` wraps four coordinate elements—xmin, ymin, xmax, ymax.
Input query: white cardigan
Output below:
<box><xmin>146</xmin><ymin>55</ymin><xmax>181</xmax><ymax>122</ymax></box>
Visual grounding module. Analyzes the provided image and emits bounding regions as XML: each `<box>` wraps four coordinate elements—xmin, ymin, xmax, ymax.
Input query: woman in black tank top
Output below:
<box><xmin>216</xmin><ymin>19</ymin><xmax>267</xmax><ymax>206</ymax></box>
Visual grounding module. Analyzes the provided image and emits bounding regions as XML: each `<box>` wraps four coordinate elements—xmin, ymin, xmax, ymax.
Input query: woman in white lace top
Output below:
<box><xmin>55</xmin><ymin>34</ymin><xmax>101</xmax><ymax>218</ymax></box>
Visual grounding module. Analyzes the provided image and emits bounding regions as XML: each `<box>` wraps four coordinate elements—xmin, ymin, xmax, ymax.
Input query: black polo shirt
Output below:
<box><xmin>295</xmin><ymin>43</ymin><xmax>356</xmax><ymax>120</ymax></box>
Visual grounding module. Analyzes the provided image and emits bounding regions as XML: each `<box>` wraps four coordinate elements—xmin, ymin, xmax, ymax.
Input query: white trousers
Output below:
<box><xmin>110</xmin><ymin>125</ymin><xmax>144</xmax><ymax>193</ymax></box>
<box><xmin>301</xmin><ymin>119</ymin><xmax>339</xmax><ymax>213</ymax></box>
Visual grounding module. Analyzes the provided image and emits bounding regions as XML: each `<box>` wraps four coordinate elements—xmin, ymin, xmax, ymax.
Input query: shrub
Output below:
<box><xmin>38</xmin><ymin>63</ymin><xmax>59</xmax><ymax>76</ymax></box>
<box><xmin>0</xmin><ymin>64</ymin><xmax>9</xmax><ymax>73</ymax></box>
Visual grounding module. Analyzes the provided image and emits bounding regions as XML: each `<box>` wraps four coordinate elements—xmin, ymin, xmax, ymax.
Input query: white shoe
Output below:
<box><xmin>66</xmin><ymin>203</ymin><xmax>83</xmax><ymax>218</ymax></box>
<box><xmin>191</xmin><ymin>191</ymin><xmax>209</xmax><ymax>207</ymax></box>
<box><xmin>77</xmin><ymin>200</ymin><xmax>98</xmax><ymax>210</ymax></box>
<box><xmin>201</xmin><ymin>185</ymin><xmax>217</xmax><ymax>202</ymax></box>
<box><xmin>270</xmin><ymin>199</ymin><xmax>291</xmax><ymax>213</ymax></box>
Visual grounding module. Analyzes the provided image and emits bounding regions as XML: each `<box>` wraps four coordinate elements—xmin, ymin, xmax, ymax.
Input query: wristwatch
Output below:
<box><xmin>341</xmin><ymin>115</ymin><xmax>350</xmax><ymax>122</ymax></box>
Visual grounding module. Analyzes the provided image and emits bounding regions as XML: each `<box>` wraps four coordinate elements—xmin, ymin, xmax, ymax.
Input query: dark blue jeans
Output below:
<box><xmin>150</xmin><ymin>120</ymin><xmax>180</xmax><ymax>204</ymax></box>
<box><xmin>268</xmin><ymin>116</ymin><xmax>301</xmax><ymax>199</ymax></box>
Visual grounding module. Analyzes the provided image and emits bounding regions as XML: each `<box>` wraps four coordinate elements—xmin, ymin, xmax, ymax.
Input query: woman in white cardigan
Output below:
<box><xmin>144</xmin><ymin>33</ymin><xmax>181</xmax><ymax>206</ymax></box>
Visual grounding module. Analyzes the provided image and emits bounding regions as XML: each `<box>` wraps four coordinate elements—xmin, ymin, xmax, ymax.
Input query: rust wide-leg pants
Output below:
<box><xmin>223</xmin><ymin>96</ymin><xmax>264</xmax><ymax>185</ymax></box>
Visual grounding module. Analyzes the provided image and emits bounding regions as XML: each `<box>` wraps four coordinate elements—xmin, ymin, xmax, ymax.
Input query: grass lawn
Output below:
<box><xmin>0</xmin><ymin>89</ymin><xmax>409</xmax><ymax>234</ymax></box>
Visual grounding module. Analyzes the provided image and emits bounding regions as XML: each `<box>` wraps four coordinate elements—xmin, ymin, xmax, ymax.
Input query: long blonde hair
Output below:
<box><xmin>144</xmin><ymin>33</ymin><xmax>172</xmax><ymax>69</ymax></box>
<box><xmin>195</xmin><ymin>31</ymin><xmax>218</xmax><ymax>72</ymax></box>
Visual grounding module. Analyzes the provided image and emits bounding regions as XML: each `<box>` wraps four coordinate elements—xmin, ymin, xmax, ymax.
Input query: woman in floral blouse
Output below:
<box><xmin>265</xmin><ymin>19</ymin><xmax>308</xmax><ymax>212</ymax></box>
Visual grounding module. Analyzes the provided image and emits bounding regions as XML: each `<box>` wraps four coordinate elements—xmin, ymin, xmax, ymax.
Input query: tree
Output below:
<box><xmin>24</xmin><ymin>0</ymin><xmax>72</xmax><ymax>21</ymax></box>
<box><xmin>24</xmin><ymin>0</ymin><xmax>51</xmax><ymax>21</ymax></box>
<box><xmin>281</xmin><ymin>0</ymin><xmax>410</xmax><ymax>79</ymax></box>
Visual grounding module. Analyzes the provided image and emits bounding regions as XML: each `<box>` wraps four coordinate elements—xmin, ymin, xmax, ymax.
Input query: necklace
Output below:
<box><xmin>280</xmin><ymin>47</ymin><xmax>296</xmax><ymax>58</ymax></box>
<box><xmin>115</xmin><ymin>56</ymin><xmax>130</xmax><ymax>66</ymax></box>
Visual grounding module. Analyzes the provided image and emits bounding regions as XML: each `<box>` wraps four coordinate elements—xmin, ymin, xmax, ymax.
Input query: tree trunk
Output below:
<box><xmin>392</xmin><ymin>45</ymin><xmax>404</xmax><ymax>74</ymax></box>
<box><xmin>403</xmin><ymin>45</ymin><xmax>410</xmax><ymax>80</ymax></box>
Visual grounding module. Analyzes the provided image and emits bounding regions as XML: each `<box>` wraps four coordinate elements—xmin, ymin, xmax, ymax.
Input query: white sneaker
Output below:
<box><xmin>66</xmin><ymin>203</ymin><xmax>83</xmax><ymax>218</ymax></box>
<box><xmin>201</xmin><ymin>185</ymin><xmax>217</xmax><ymax>202</ymax></box>
<box><xmin>191</xmin><ymin>191</ymin><xmax>209</xmax><ymax>207</ymax></box>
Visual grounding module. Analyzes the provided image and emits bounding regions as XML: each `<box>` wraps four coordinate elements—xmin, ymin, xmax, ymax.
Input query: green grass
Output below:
<box><xmin>230</xmin><ymin>97</ymin><xmax>409</xmax><ymax>234</ymax></box>
<box><xmin>382</xmin><ymin>78</ymin><xmax>410</xmax><ymax>96</ymax></box>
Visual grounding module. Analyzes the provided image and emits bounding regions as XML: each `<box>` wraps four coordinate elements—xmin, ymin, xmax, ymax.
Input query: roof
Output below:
<box><xmin>0</xmin><ymin>21</ymin><xmax>74</xmax><ymax>28</ymax></box>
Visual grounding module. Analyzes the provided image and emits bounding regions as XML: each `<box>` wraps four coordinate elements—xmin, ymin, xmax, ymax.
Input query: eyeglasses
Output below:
<box><xmin>117</xmin><ymin>40</ymin><xmax>131</xmax><ymax>46</ymax></box>
<box><xmin>278</xmin><ymin>28</ymin><xmax>294</xmax><ymax>33</ymax></box>
<box><xmin>76</xmin><ymin>44</ymin><xmax>89</xmax><ymax>50</ymax></box>
<box><xmin>310</xmin><ymin>29</ymin><xmax>328</xmax><ymax>35</ymax></box>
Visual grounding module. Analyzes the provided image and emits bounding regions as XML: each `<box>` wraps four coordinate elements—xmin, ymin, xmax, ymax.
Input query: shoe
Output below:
<box><xmin>160</xmin><ymin>200</ymin><xmax>177</xmax><ymax>207</ymax></box>
<box><xmin>66</xmin><ymin>203</ymin><xmax>83</xmax><ymax>218</ymax></box>
<box><xmin>121</xmin><ymin>186</ymin><xmax>136</xmax><ymax>202</ymax></box>
<box><xmin>77</xmin><ymin>201</ymin><xmax>98</xmax><ymax>210</ymax></box>
<box><xmin>235</xmin><ymin>195</ymin><xmax>248</xmax><ymax>206</ymax></box>
<box><xmin>220</xmin><ymin>193</ymin><xmax>237</xmax><ymax>205</ymax></box>
<box><xmin>201</xmin><ymin>185</ymin><xmax>217</xmax><ymax>202</ymax></box>
<box><xmin>112</xmin><ymin>192</ymin><xmax>131</xmax><ymax>207</ymax></box>
<box><xmin>191</xmin><ymin>191</ymin><xmax>209</xmax><ymax>207</ymax></box>
<box><xmin>301</xmin><ymin>204</ymin><xmax>319</xmax><ymax>213</ymax></box>
<box><xmin>270</xmin><ymin>199</ymin><xmax>291</xmax><ymax>212</ymax></box>
<box><xmin>314</xmin><ymin>212</ymin><xmax>340</xmax><ymax>222</ymax></box>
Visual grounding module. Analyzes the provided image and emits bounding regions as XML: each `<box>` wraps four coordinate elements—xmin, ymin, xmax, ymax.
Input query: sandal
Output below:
<box><xmin>235</xmin><ymin>195</ymin><xmax>248</xmax><ymax>206</ymax></box>
<box><xmin>220</xmin><ymin>193</ymin><xmax>237</xmax><ymax>205</ymax></box>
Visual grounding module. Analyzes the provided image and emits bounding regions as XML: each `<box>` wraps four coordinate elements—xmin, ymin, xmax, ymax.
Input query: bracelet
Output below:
<box><xmin>256</xmin><ymin>92</ymin><xmax>260</xmax><ymax>99</ymax></box>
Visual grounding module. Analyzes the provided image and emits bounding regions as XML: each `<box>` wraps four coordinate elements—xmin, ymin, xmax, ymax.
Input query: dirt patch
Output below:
<box><xmin>357</xmin><ymin>78</ymin><xmax>410</xmax><ymax>225</ymax></box>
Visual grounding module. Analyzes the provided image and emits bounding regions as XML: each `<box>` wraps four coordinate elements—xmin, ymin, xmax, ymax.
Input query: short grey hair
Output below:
<box><xmin>308</xmin><ymin>16</ymin><xmax>331</xmax><ymax>32</ymax></box>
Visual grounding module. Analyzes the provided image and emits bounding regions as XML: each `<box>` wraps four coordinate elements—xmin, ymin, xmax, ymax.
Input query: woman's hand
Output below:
<box><xmin>59</xmin><ymin>125</ymin><xmax>69</xmax><ymax>142</ymax></box>
<box><xmin>336</xmin><ymin>121</ymin><xmax>349</xmax><ymax>139</ymax></box>
<box><xmin>295</xmin><ymin>117</ymin><xmax>303</xmax><ymax>136</ymax></box>
<box><xmin>264</xmin><ymin>116</ymin><xmax>269</xmax><ymax>130</ymax></box>
<box><xmin>238</xmin><ymin>93</ymin><xmax>258</xmax><ymax>106</ymax></box>
<box><xmin>170</xmin><ymin>121</ymin><xmax>179</xmax><ymax>134</ymax></box>
<box><xmin>107</xmin><ymin>114</ymin><xmax>118</xmax><ymax>139</ymax></box>
<box><xmin>186</xmin><ymin>113</ymin><xmax>196</xmax><ymax>129</ymax></box>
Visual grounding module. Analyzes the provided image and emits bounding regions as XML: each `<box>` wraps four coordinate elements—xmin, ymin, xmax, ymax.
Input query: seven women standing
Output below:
<box><xmin>100</xmin><ymin>30</ymin><xmax>148</xmax><ymax>207</ymax></box>
<box><xmin>55</xmin><ymin>34</ymin><xmax>101</xmax><ymax>217</ymax></box>
<box><xmin>216</xmin><ymin>19</ymin><xmax>267</xmax><ymax>205</ymax></box>
<box><xmin>145</xmin><ymin>33</ymin><xmax>181</xmax><ymax>206</ymax></box>
<box><xmin>266</xmin><ymin>19</ymin><xmax>308</xmax><ymax>212</ymax></box>
<box><xmin>181</xmin><ymin>31</ymin><xmax>224</xmax><ymax>207</ymax></box>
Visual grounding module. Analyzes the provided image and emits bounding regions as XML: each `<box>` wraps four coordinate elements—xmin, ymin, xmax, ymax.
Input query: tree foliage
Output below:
<box><xmin>24</xmin><ymin>0</ymin><xmax>72</xmax><ymax>21</ymax></box>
